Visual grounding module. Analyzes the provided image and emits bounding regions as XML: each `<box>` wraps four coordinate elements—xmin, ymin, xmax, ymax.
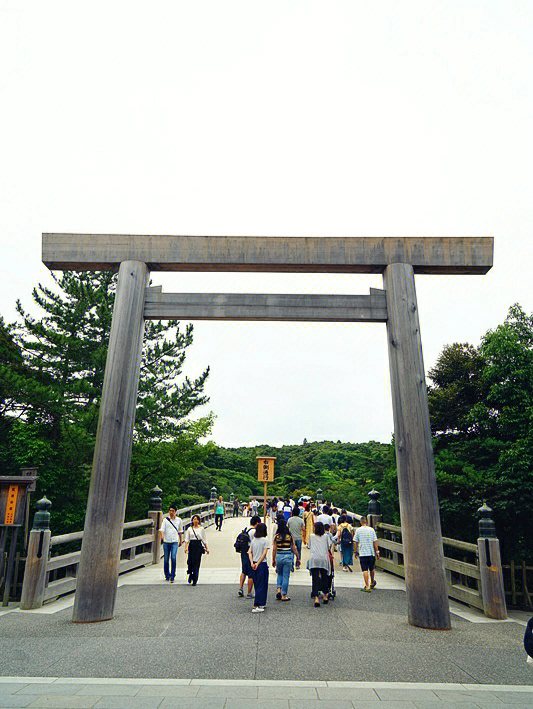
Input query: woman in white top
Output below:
<box><xmin>184</xmin><ymin>514</ymin><xmax>209</xmax><ymax>585</ymax></box>
<box><xmin>308</xmin><ymin>521</ymin><xmax>333</xmax><ymax>607</ymax></box>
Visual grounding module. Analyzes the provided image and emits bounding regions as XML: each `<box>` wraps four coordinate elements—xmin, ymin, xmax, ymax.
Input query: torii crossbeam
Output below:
<box><xmin>42</xmin><ymin>234</ymin><xmax>493</xmax><ymax>629</ymax></box>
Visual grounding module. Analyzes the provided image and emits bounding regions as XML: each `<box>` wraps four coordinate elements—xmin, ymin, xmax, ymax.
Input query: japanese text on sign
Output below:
<box><xmin>257</xmin><ymin>457</ymin><xmax>275</xmax><ymax>482</ymax></box>
<box><xmin>4</xmin><ymin>485</ymin><xmax>19</xmax><ymax>525</ymax></box>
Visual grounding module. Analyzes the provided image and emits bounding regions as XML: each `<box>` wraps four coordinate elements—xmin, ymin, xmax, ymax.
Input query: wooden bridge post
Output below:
<box><xmin>72</xmin><ymin>260</ymin><xmax>149</xmax><ymax>623</ymax></box>
<box><xmin>20</xmin><ymin>497</ymin><xmax>52</xmax><ymax>610</ymax></box>
<box><xmin>148</xmin><ymin>486</ymin><xmax>163</xmax><ymax>565</ymax></box>
<box><xmin>383</xmin><ymin>263</ymin><xmax>451</xmax><ymax>629</ymax></box>
<box><xmin>477</xmin><ymin>502</ymin><xmax>507</xmax><ymax>619</ymax></box>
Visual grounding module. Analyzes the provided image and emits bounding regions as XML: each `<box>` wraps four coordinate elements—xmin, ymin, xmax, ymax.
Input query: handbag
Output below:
<box><xmin>192</xmin><ymin>527</ymin><xmax>207</xmax><ymax>554</ymax></box>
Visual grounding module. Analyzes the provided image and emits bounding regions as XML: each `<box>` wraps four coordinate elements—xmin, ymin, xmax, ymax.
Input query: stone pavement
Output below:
<box><xmin>0</xmin><ymin>584</ymin><xmax>531</xmax><ymax>685</ymax></box>
<box><xmin>0</xmin><ymin>678</ymin><xmax>532</xmax><ymax>709</ymax></box>
<box><xmin>1</xmin><ymin>516</ymin><xmax>531</xmax><ymax>694</ymax></box>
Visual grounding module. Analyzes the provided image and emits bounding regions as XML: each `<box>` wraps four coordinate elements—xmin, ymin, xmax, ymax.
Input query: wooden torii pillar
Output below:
<box><xmin>42</xmin><ymin>234</ymin><xmax>493</xmax><ymax>627</ymax></box>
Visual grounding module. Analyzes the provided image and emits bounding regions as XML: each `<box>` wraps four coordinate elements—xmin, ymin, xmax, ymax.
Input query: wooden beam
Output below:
<box><xmin>384</xmin><ymin>263</ymin><xmax>451</xmax><ymax>630</ymax></box>
<box><xmin>72</xmin><ymin>260</ymin><xmax>149</xmax><ymax>623</ymax></box>
<box><xmin>143</xmin><ymin>292</ymin><xmax>388</xmax><ymax>322</ymax></box>
<box><xmin>42</xmin><ymin>234</ymin><xmax>494</xmax><ymax>275</ymax></box>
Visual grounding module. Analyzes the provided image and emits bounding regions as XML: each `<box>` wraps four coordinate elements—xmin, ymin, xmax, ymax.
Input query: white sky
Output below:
<box><xmin>1</xmin><ymin>1</ymin><xmax>531</xmax><ymax>447</ymax></box>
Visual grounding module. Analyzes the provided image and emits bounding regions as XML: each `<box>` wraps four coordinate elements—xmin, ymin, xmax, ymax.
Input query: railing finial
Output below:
<box><xmin>32</xmin><ymin>496</ymin><xmax>51</xmax><ymax>531</ymax></box>
<box><xmin>478</xmin><ymin>501</ymin><xmax>497</xmax><ymax>539</ymax></box>
<box><xmin>149</xmin><ymin>485</ymin><xmax>162</xmax><ymax>512</ymax></box>
<box><xmin>368</xmin><ymin>489</ymin><xmax>381</xmax><ymax>516</ymax></box>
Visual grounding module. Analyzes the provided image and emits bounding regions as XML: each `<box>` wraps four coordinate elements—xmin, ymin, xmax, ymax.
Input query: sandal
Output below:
<box><xmin>281</xmin><ymin>597</ymin><xmax>291</xmax><ymax>602</ymax></box>
<box><xmin>276</xmin><ymin>591</ymin><xmax>282</xmax><ymax>600</ymax></box>
<box><xmin>314</xmin><ymin>601</ymin><xmax>320</xmax><ymax>607</ymax></box>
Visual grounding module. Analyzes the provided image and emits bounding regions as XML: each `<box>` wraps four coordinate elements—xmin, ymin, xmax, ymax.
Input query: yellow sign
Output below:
<box><xmin>4</xmin><ymin>484</ymin><xmax>19</xmax><ymax>525</ymax></box>
<box><xmin>257</xmin><ymin>457</ymin><xmax>275</xmax><ymax>482</ymax></box>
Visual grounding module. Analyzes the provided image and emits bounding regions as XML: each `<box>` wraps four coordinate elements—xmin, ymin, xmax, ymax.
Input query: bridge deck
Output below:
<box><xmin>1</xmin><ymin>518</ymin><xmax>530</xmax><ymax>692</ymax></box>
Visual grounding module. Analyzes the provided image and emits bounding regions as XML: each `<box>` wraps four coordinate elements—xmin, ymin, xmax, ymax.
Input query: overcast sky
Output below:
<box><xmin>1</xmin><ymin>1</ymin><xmax>531</xmax><ymax>447</ymax></box>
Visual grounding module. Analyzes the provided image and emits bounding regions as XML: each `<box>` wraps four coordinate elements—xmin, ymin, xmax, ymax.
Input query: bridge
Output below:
<box><xmin>1</xmin><ymin>500</ymin><xmax>531</xmax><ymax>708</ymax></box>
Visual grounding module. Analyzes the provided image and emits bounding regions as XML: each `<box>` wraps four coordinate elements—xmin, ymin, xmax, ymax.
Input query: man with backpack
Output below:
<box><xmin>336</xmin><ymin>514</ymin><xmax>354</xmax><ymax>571</ymax></box>
<box><xmin>236</xmin><ymin>515</ymin><xmax>260</xmax><ymax>598</ymax></box>
<box><xmin>159</xmin><ymin>504</ymin><xmax>183</xmax><ymax>583</ymax></box>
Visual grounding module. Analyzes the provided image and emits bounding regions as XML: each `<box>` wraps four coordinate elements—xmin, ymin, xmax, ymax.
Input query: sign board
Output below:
<box><xmin>257</xmin><ymin>457</ymin><xmax>275</xmax><ymax>482</ymax></box>
<box><xmin>0</xmin><ymin>474</ymin><xmax>39</xmax><ymax>527</ymax></box>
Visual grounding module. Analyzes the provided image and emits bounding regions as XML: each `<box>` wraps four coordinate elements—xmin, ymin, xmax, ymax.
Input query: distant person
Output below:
<box><xmin>283</xmin><ymin>499</ymin><xmax>292</xmax><ymax>521</ymax></box>
<box><xmin>308</xmin><ymin>521</ymin><xmax>333</xmax><ymax>607</ymax></box>
<box><xmin>272</xmin><ymin>518</ymin><xmax>299</xmax><ymax>601</ymax></box>
<box><xmin>354</xmin><ymin>516</ymin><xmax>380</xmax><ymax>592</ymax></box>
<box><xmin>250</xmin><ymin>498</ymin><xmax>259</xmax><ymax>516</ymax></box>
<box><xmin>289</xmin><ymin>497</ymin><xmax>295</xmax><ymax>509</ymax></box>
<box><xmin>270</xmin><ymin>498</ymin><xmax>278</xmax><ymax>522</ymax></box>
<box><xmin>233</xmin><ymin>497</ymin><xmax>240</xmax><ymax>517</ymax></box>
<box><xmin>248</xmin><ymin>522</ymin><xmax>270</xmax><ymax>613</ymax></box>
<box><xmin>184</xmin><ymin>514</ymin><xmax>209</xmax><ymax>585</ymax></box>
<box><xmin>277</xmin><ymin>498</ymin><xmax>284</xmax><ymax>514</ymax></box>
<box><xmin>316</xmin><ymin>505</ymin><xmax>333</xmax><ymax>529</ymax></box>
<box><xmin>236</xmin><ymin>514</ymin><xmax>260</xmax><ymax>598</ymax></box>
<box><xmin>287</xmin><ymin>507</ymin><xmax>305</xmax><ymax>569</ymax></box>
<box><xmin>159</xmin><ymin>504</ymin><xmax>183</xmax><ymax>583</ymax></box>
<box><xmin>303</xmin><ymin>506</ymin><xmax>315</xmax><ymax>548</ymax></box>
<box><xmin>336</xmin><ymin>514</ymin><xmax>354</xmax><ymax>571</ymax></box>
<box><xmin>214</xmin><ymin>496</ymin><xmax>225</xmax><ymax>531</ymax></box>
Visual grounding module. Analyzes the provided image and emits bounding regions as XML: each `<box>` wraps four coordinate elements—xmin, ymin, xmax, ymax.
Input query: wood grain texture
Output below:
<box><xmin>383</xmin><ymin>263</ymin><xmax>451</xmax><ymax>630</ymax></box>
<box><xmin>42</xmin><ymin>234</ymin><xmax>494</xmax><ymax>274</ymax></box>
<box><xmin>20</xmin><ymin>529</ymin><xmax>51</xmax><ymax>610</ymax></box>
<box><xmin>144</xmin><ymin>292</ymin><xmax>388</xmax><ymax>322</ymax></box>
<box><xmin>478</xmin><ymin>537</ymin><xmax>508</xmax><ymax>619</ymax></box>
<box><xmin>72</xmin><ymin>261</ymin><xmax>149</xmax><ymax>623</ymax></box>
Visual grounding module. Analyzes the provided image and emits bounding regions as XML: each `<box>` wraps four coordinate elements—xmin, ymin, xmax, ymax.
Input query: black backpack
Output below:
<box><xmin>234</xmin><ymin>528</ymin><xmax>250</xmax><ymax>554</ymax></box>
<box><xmin>340</xmin><ymin>526</ymin><xmax>353</xmax><ymax>547</ymax></box>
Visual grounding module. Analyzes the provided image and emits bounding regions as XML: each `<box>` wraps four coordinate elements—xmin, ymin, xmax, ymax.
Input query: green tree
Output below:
<box><xmin>10</xmin><ymin>271</ymin><xmax>212</xmax><ymax>530</ymax></box>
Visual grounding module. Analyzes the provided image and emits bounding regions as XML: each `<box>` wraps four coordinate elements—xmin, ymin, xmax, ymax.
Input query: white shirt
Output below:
<box><xmin>316</xmin><ymin>513</ymin><xmax>333</xmax><ymax>528</ymax></box>
<box><xmin>185</xmin><ymin>525</ymin><xmax>207</xmax><ymax>543</ymax></box>
<box><xmin>250</xmin><ymin>500</ymin><xmax>259</xmax><ymax>510</ymax></box>
<box><xmin>277</xmin><ymin>500</ymin><xmax>284</xmax><ymax>511</ymax></box>
<box><xmin>159</xmin><ymin>516</ymin><xmax>183</xmax><ymax>543</ymax></box>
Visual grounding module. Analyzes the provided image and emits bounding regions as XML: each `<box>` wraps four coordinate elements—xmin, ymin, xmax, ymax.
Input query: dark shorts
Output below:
<box><xmin>359</xmin><ymin>555</ymin><xmax>375</xmax><ymax>572</ymax></box>
<box><xmin>241</xmin><ymin>552</ymin><xmax>252</xmax><ymax>576</ymax></box>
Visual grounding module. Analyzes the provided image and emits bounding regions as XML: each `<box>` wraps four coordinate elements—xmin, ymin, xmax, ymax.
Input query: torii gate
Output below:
<box><xmin>42</xmin><ymin>234</ymin><xmax>493</xmax><ymax>629</ymax></box>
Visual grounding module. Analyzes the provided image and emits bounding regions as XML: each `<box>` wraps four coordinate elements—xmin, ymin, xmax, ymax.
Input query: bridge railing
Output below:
<box><xmin>20</xmin><ymin>488</ymin><xmax>233</xmax><ymax>610</ymax></box>
<box><xmin>352</xmin><ymin>491</ymin><xmax>507</xmax><ymax>619</ymax></box>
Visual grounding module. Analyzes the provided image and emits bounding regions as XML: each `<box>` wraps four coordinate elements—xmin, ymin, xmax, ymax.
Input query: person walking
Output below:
<box><xmin>237</xmin><ymin>515</ymin><xmax>260</xmax><ymax>598</ymax></box>
<box><xmin>184</xmin><ymin>514</ymin><xmax>209</xmax><ymax>585</ymax></box>
<box><xmin>336</xmin><ymin>514</ymin><xmax>354</xmax><ymax>571</ymax></box>
<box><xmin>214</xmin><ymin>496</ymin><xmax>225</xmax><ymax>531</ymax></box>
<box><xmin>272</xmin><ymin>518</ymin><xmax>299</xmax><ymax>601</ymax></box>
<box><xmin>282</xmin><ymin>499</ymin><xmax>292</xmax><ymax>522</ymax></box>
<box><xmin>233</xmin><ymin>497</ymin><xmax>240</xmax><ymax>517</ymax></box>
<box><xmin>354</xmin><ymin>516</ymin><xmax>380</xmax><ymax>592</ymax></box>
<box><xmin>308</xmin><ymin>521</ymin><xmax>333</xmax><ymax>607</ymax></box>
<box><xmin>287</xmin><ymin>506</ymin><xmax>305</xmax><ymax>569</ymax></box>
<box><xmin>248</xmin><ymin>522</ymin><xmax>270</xmax><ymax>613</ymax></box>
<box><xmin>303</xmin><ymin>505</ymin><xmax>315</xmax><ymax>548</ymax></box>
<box><xmin>159</xmin><ymin>504</ymin><xmax>183</xmax><ymax>583</ymax></box>
<box><xmin>250</xmin><ymin>498</ymin><xmax>259</xmax><ymax>517</ymax></box>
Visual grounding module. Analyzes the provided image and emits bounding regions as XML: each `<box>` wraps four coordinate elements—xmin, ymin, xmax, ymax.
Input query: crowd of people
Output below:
<box><xmin>235</xmin><ymin>499</ymin><xmax>380</xmax><ymax>612</ymax></box>
<box><xmin>158</xmin><ymin>498</ymin><xmax>380</xmax><ymax>611</ymax></box>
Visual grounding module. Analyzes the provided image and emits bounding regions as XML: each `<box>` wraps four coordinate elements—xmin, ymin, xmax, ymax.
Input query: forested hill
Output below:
<box><xmin>199</xmin><ymin>439</ymin><xmax>397</xmax><ymax>519</ymax></box>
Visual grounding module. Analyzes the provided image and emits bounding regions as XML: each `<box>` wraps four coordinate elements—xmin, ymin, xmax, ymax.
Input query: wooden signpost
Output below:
<box><xmin>41</xmin><ymin>234</ymin><xmax>494</xmax><ymax>629</ymax></box>
<box><xmin>257</xmin><ymin>457</ymin><xmax>275</xmax><ymax>523</ymax></box>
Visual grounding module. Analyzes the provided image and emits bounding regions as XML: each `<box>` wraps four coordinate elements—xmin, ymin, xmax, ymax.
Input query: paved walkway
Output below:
<box><xmin>1</xmin><ymin>516</ymin><xmax>531</xmax><ymax>691</ymax></box>
<box><xmin>0</xmin><ymin>678</ymin><xmax>532</xmax><ymax>709</ymax></box>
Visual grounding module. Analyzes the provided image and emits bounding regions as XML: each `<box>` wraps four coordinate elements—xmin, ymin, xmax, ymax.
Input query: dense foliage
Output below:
<box><xmin>0</xmin><ymin>272</ymin><xmax>211</xmax><ymax>531</ymax></box>
<box><xmin>427</xmin><ymin>304</ymin><xmax>533</xmax><ymax>561</ymax></box>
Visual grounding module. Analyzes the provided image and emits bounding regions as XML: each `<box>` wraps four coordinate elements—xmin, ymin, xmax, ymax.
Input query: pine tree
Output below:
<box><xmin>12</xmin><ymin>271</ymin><xmax>211</xmax><ymax>529</ymax></box>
